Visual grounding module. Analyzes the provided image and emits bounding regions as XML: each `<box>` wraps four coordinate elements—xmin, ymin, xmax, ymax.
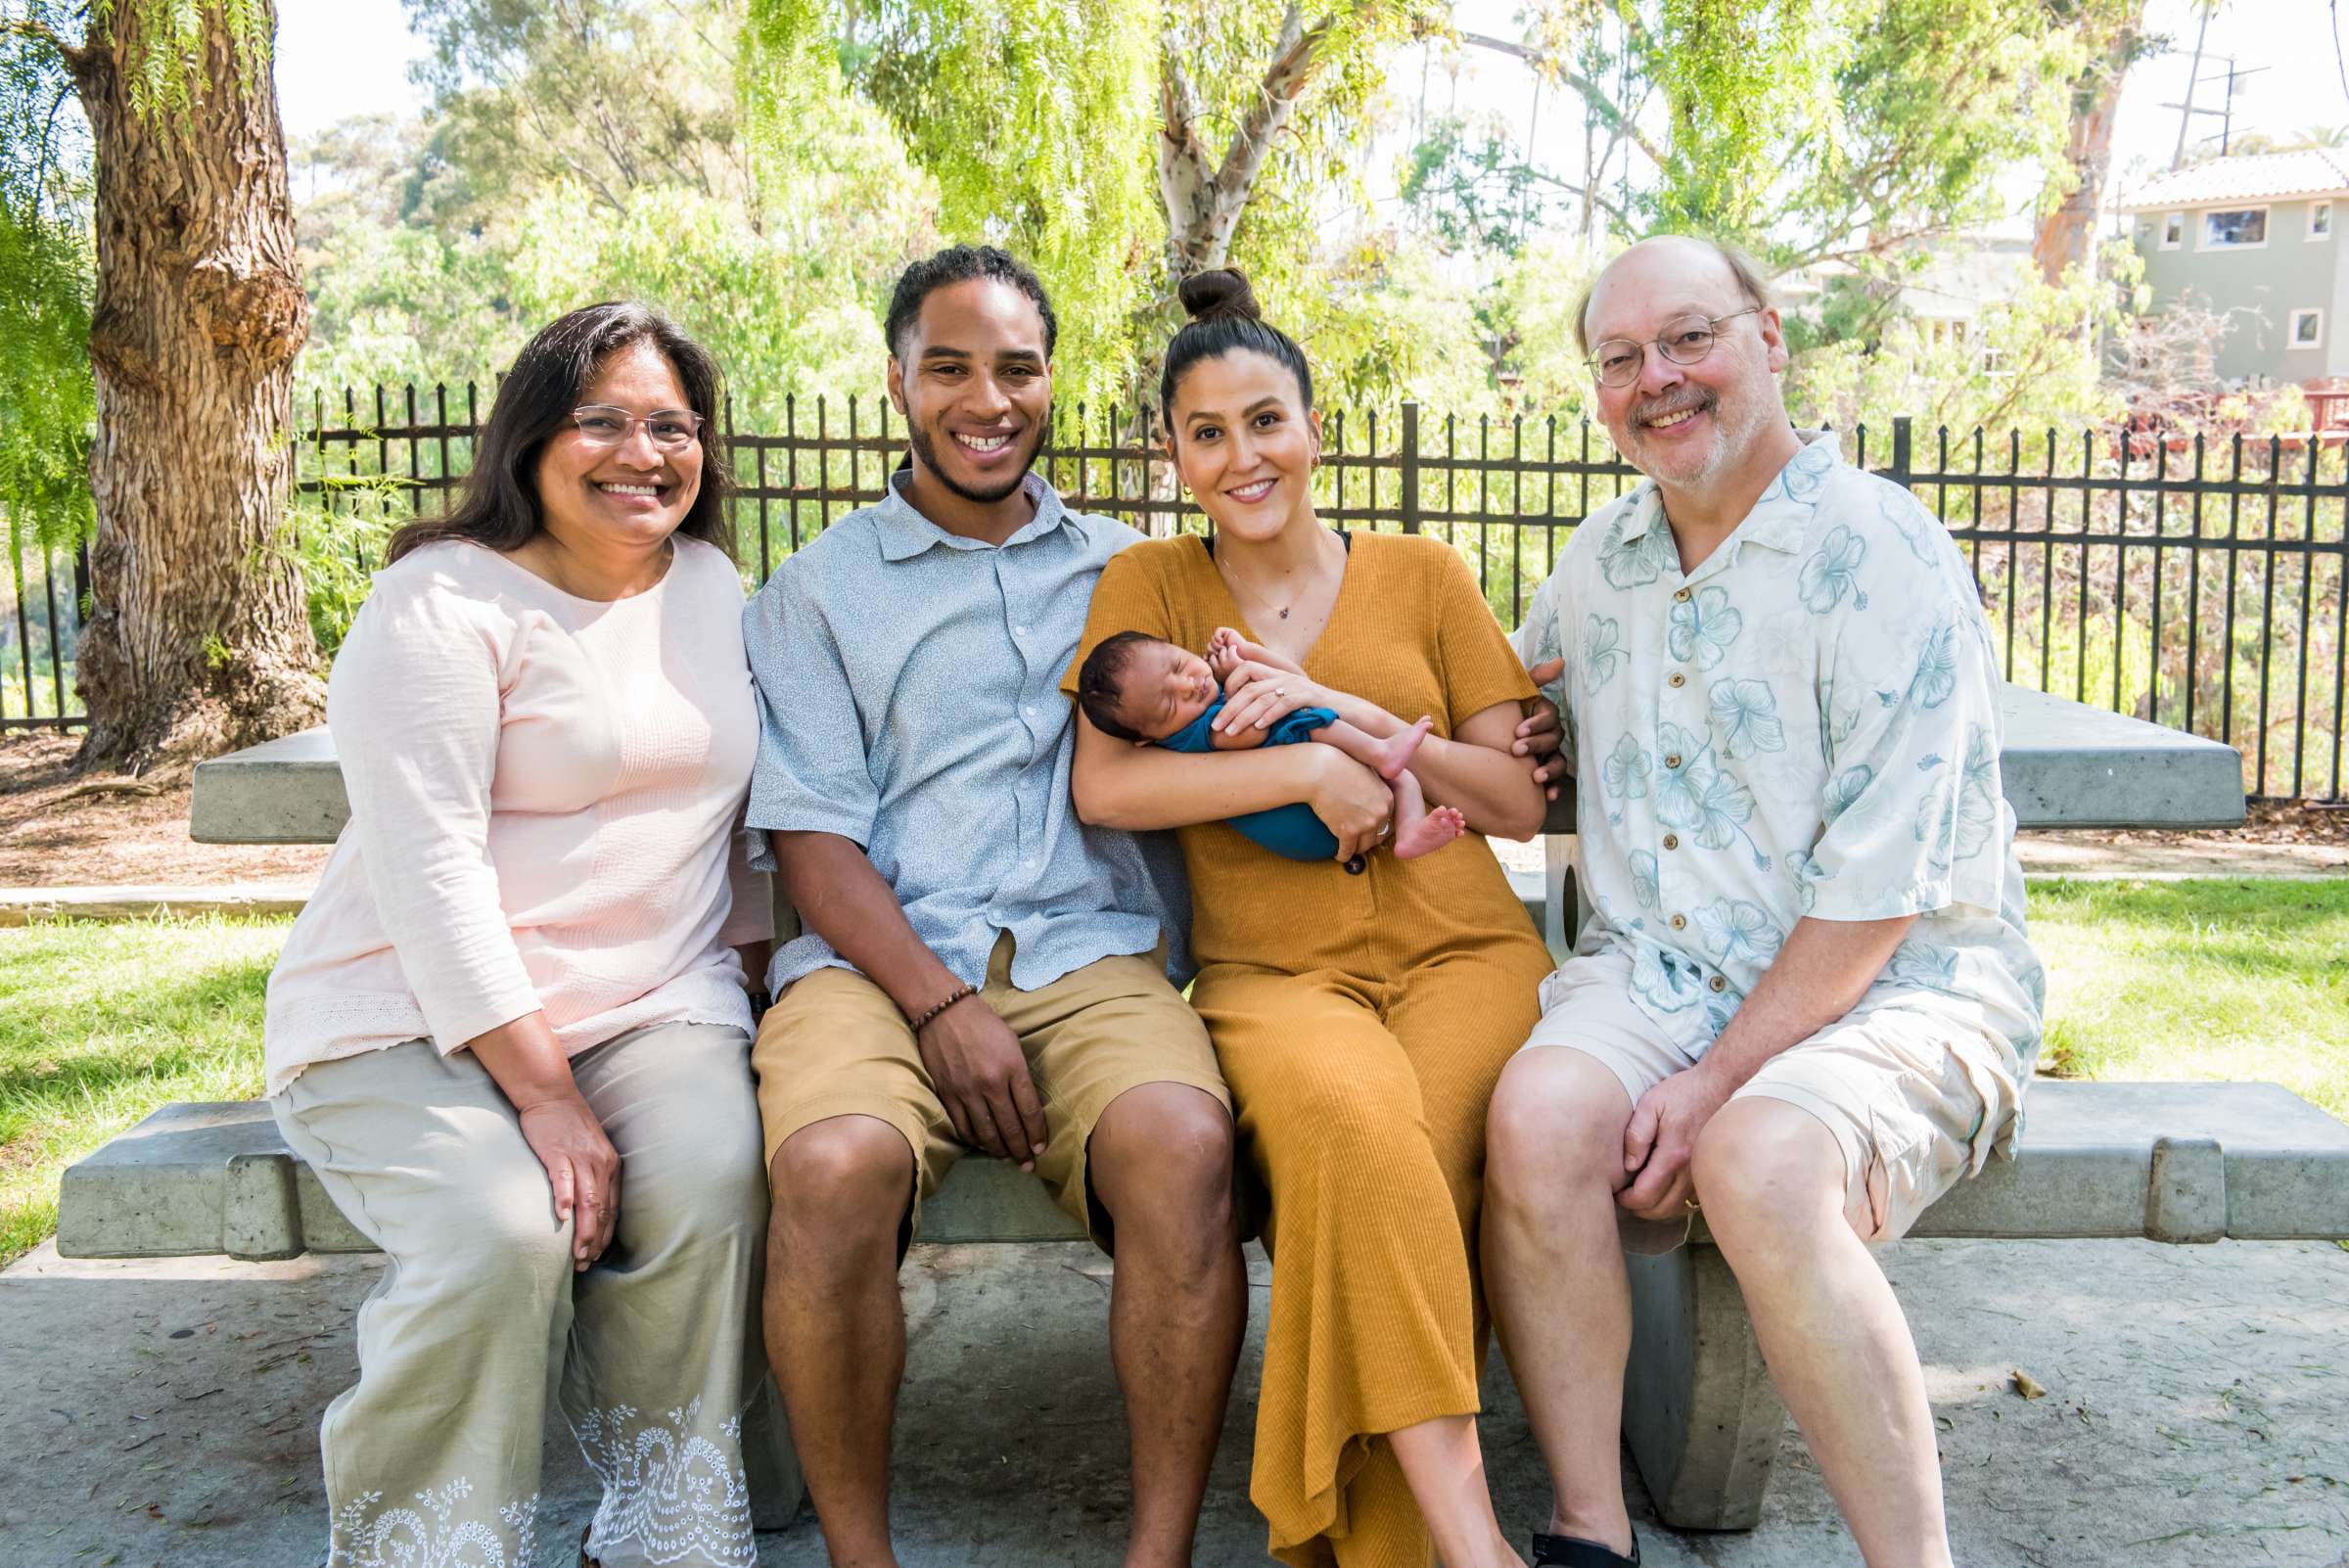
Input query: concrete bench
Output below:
<box><xmin>63</xmin><ymin>679</ymin><xmax>2349</xmax><ymax>1535</ymax></box>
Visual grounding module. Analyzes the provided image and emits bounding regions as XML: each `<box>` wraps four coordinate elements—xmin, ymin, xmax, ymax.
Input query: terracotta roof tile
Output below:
<box><xmin>2119</xmin><ymin>150</ymin><xmax>2349</xmax><ymax>210</ymax></box>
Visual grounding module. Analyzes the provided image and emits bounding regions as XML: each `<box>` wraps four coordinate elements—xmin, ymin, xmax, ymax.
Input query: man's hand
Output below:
<box><xmin>1514</xmin><ymin>657</ymin><xmax>1567</xmax><ymax>801</ymax></box>
<box><xmin>1617</xmin><ymin>1062</ymin><xmax>1736</xmax><ymax>1222</ymax></box>
<box><xmin>915</xmin><ymin>995</ymin><xmax>1049</xmax><ymax>1171</ymax></box>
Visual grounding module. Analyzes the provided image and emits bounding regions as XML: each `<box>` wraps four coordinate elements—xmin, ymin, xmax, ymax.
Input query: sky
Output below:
<box><xmin>272</xmin><ymin>0</ymin><xmax>2349</xmax><ymax>224</ymax></box>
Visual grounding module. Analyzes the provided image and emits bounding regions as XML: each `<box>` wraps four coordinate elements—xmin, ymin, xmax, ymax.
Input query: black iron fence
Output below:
<box><xmin>7</xmin><ymin>390</ymin><xmax>2344</xmax><ymax>804</ymax></box>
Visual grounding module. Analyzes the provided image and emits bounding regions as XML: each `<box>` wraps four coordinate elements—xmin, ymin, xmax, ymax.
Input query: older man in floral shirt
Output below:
<box><xmin>1484</xmin><ymin>235</ymin><xmax>2044</xmax><ymax>1568</ymax></box>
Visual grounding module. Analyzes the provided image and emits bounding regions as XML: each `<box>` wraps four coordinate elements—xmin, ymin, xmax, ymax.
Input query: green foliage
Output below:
<box><xmin>1525</xmin><ymin>0</ymin><xmax>2082</xmax><ymax>280</ymax></box>
<box><xmin>299</xmin><ymin>0</ymin><xmax>933</xmax><ymax>418</ymax></box>
<box><xmin>1785</xmin><ymin>254</ymin><xmax>2127</xmax><ymax>437</ymax></box>
<box><xmin>0</xmin><ymin>913</ymin><xmax>280</xmax><ymax>1268</ymax></box>
<box><xmin>1400</xmin><ymin>114</ymin><xmax>1571</xmax><ymax>257</ymax></box>
<box><xmin>92</xmin><ymin>0</ymin><xmax>274</xmax><ymax>120</ymax></box>
<box><xmin>0</xmin><ymin>8</ymin><xmax>93</xmax><ymax>555</ymax></box>
<box><xmin>746</xmin><ymin>0</ymin><xmax>1160</xmax><ymax>407</ymax></box>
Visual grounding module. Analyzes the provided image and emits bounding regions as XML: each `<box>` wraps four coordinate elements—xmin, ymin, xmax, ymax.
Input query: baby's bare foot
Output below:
<box><xmin>1376</xmin><ymin>715</ymin><xmax>1435</xmax><ymax>781</ymax></box>
<box><xmin>1393</xmin><ymin>804</ymin><xmax>1466</xmax><ymax>858</ymax></box>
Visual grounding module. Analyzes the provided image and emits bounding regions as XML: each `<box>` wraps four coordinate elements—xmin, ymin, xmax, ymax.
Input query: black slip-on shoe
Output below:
<box><xmin>1530</xmin><ymin>1528</ymin><xmax>1640</xmax><ymax>1567</ymax></box>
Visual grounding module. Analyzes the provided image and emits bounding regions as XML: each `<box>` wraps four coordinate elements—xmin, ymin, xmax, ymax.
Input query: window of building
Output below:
<box><xmin>2203</xmin><ymin>208</ymin><xmax>2269</xmax><ymax>248</ymax></box>
<box><xmin>2290</xmin><ymin>308</ymin><xmax>2324</xmax><ymax>348</ymax></box>
<box><xmin>2161</xmin><ymin>211</ymin><xmax>2186</xmax><ymax>249</ymax></box>
<box><xmin>2312</xmin><ymin>202</ymin><xmax>2333</xmax><ymax>240</ymax></box>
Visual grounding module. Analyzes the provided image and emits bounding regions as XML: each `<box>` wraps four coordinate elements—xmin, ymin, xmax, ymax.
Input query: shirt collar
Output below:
<box><xmin>873</xmin><ymin>469</ymin><xmax>1072</xmax><ymax>561</ymax></box>
<box><xmin>1613</xmin><ymin>427</ymin><xmax>1840</xmax><ymax>558</ymax></box>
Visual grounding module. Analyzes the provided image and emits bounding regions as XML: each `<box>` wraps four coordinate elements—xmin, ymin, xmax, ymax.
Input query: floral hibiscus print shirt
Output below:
<box><xmin>1516</xmin><ymin>432</ymin><xmax>2045</xmax><ymax>1137</ymax></box>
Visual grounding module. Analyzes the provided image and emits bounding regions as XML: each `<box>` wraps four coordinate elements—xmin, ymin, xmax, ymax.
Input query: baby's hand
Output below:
<box><xmin>1210</xmin><ymin>626</ymin><xmax>1300</xmax><ymax>679</ymax></box>
<box><xmin>1206</xmin><ymin>626</ymin><xmax>1247</xmax><ymax>680</ymax></box>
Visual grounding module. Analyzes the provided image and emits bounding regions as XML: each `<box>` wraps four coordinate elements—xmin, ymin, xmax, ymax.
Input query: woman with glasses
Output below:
<box><xmin>264</xmin><ymin>302</ymin><xmax>772</xmax><ymax>1568</ymax></box>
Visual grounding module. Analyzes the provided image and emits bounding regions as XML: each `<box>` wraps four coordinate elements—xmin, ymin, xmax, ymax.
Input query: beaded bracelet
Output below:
<box><xmin>906</xmin><ymin>983</ymin><xmax>978</xmax><ymax>1034</ymax></box>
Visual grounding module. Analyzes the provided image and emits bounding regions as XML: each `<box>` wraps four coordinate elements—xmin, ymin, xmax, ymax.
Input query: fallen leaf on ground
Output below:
<box><xmin>2010</xmin><ymin>1368</ymin><xmax>2048</xmax><ymax>1400</ymax></box>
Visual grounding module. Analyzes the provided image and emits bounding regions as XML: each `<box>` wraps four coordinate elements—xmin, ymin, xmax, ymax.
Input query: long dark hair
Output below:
<box><xmin>388</xmin><ymin>302</ymin><xmax>735</xmax><ymax>564</ymax></box>
<box><xmin>1158</xmin><ymin>268</ymin><xmax>1313</xmax><ymax>424</ymax></box>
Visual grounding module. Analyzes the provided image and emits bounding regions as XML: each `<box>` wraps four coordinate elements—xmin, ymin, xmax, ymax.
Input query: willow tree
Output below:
<box><xmin>743</xmin><ymin>0</ymin><xmax>1428</xmax><ymax>408</ymax></box>
<box><xmin>1517</xmin><ymin>0</ymin><xmax>2089</xmax><ymax>276</ymax></box>
<box><xmin>4</xmin><ymin>0</ymin><xmax>317</xmax><ymax>769</ymax></box>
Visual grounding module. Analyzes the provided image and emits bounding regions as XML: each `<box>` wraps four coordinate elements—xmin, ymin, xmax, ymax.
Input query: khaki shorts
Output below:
<box><xmin>752</xmin><ymin>933</ymin><xmax>1229</xmax><ymax>1249</ymax></box>
<box><xmin>1520</xmin><ymin>948</ymin><xmax>2014</xmax><ymax>1253</ymax></box>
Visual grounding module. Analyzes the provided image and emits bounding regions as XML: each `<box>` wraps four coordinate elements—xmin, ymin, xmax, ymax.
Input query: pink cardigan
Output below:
<box><xmin>264</xmin><ymin>536</ymin><xmax>772</xmax><ymax>1094</ymax></box>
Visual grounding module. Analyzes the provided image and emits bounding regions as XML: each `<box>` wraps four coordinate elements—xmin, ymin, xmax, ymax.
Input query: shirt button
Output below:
<box><xmin>1015</xmin><ymin>624</ymin><xmax>1030</xmax><ymax>635</ymax></box>
<box><xmin>1709</xmin><ymin>975</ymin><xmax>1727</xmax><ymax>992</ymax></box>
<box><xmin>1022</xmin><ymin>705</ymin><xmax>1036</xmax><ymax>716</ymax></box>
<box><xmin>1668</xmin><ymin>671</ymin><xmax>1686</xmax><ymax>688</ymax></box>
<box><xmin>1669</xmin><ymin>913</ymin><xmax>1687</xmax><ymax>931</ymax></box>
<box><xmin>1662</xmin><ymin>833</ymin><xmax>1680</xmax><ymax>851</ymax></box>
<box><xmin>1673</xmin><ymin>588</ymin><xmax>1691</xmax><ymax>603</ymax></box>
<box><xmin>1664</xmin><ymin>753</ymin><xmax>1682</xmax><ymax>769</ymax></box>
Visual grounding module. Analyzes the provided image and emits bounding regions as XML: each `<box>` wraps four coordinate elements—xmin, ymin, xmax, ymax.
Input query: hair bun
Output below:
<box><xmin>1177</xmin><ymin>268</ymin><xmax>1262</xmax><ymax>325</ymax></box>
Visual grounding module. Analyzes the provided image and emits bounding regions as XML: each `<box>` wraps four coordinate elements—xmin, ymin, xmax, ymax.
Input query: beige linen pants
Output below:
<box><xmin>275</xmin><ymin>1021</ymin><xmax>766</xmax><ymax>1568</ymax></box>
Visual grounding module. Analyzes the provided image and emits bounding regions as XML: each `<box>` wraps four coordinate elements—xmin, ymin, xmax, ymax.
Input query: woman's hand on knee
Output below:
<box><xmin>518</xmin><ymin>1092</ymin><xmax>622</xmax><ymax>1270</ymax></box>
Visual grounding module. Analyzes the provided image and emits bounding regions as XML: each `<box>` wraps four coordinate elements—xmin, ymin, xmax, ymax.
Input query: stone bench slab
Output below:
<box><xmin>58</xmin><ymin>1082</ymin><xmax>2349</xmax><ymax>1262</ymax></box>
<box><xmin>56</xmin><ymin>1100</ymin><xmax>1083</xmax><ymax>1260</ymax></box>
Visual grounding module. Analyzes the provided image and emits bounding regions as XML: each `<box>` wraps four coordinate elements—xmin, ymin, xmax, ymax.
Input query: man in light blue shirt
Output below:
<box><xmin>1483</xmin><ymin>237</ymin><xmax>2043</xmax><ymax>1568</ymax></box>
<box><xmin>741</xmin><ymin>247</ymin><xmax>1241</xmax><ymax>1568</ymax></box>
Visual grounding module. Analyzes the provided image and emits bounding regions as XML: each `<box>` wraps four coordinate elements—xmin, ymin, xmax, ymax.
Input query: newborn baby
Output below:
<box><xmin>1074</xmin><ymin>628</ymin><xmax>1466</xmax><ymax>863</ymax></box>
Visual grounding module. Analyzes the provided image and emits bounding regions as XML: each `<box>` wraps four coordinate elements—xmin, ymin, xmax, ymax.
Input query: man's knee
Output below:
<box><xmin>1690</xmin><ymin>1097</ymin><xmax>1845</xmax><ymax>1249</ymax></box>
<box><xmin>1089</xmin><ymin>1083</ymin><xmax>1236</xmax><ymax>1236</ymax></box>
<box><xmin>1486</xmin><ymin>1047</ymin><xmax>1634</xmax><ymax>1207</ymax></box>
<box><xmin>767</xmin><ymin>1115</ymin><xmax>913</xmax><ymax>1250</ymax></box>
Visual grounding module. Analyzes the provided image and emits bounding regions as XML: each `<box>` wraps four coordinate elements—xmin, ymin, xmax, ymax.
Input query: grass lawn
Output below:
<box><xmin>0</xmin><ymin>880</ymin><xmax>2343</xmax><ymax>1268</ymax></box>
<box><xmin>0</xmin><ymin>914</ymin><xmax>284</xmax><ymax>1267</ymax></box>
<box><xmin>2030</xmin><ymin>878</ymin><xmax>2349</xmax><ymax>1120</ymax></box>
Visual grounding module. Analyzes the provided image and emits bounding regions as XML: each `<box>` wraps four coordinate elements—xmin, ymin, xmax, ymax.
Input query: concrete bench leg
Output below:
<box><xmin>1622</xmin><ymin>1241</ymin><xmax>1783</xmax><ymax>1530</ymax></box>
<box><xmin>741</xmin><ymin>1372</ymin><xmax>806</xmax><ymax>1529</ymax></box>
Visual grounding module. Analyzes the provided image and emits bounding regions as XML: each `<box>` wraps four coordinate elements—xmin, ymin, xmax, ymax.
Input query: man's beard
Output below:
<box><xmin>1626</xmin><ymin>385</ymin><xmax>1769</xmax><ymax>489</ymax></box>
<box><xmin>905</xmin><ymin>411</ymin><xmax>1049</xmax><ymax>506</ymax></box>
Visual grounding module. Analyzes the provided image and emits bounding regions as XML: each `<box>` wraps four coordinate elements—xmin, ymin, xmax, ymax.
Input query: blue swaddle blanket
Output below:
<box><xmin>1159</xmin><ymin>696</ymin><xmax>1342</xmax><ymax>861</ymax></box>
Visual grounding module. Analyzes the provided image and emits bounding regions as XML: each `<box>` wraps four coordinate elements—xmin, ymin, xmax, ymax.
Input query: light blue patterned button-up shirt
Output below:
<box><xmin>742</xmin><ymin>470</ymin><xmax>1185</xmax><ymax>997</ymax></box>
<box><xmin>1516</xmin><ymin>434</ymin><xmax>2045</xmax><ymax>1151</ymax></box>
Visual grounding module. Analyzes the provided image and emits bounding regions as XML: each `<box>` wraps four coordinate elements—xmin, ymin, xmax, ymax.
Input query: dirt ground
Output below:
<box><xmin>0</xmin><ymin>733</ymin><xmax>327</xmax><ymax>890</ymax></box>
<box><xmin>2</xmin><ymin>730</ymin><xmax>2344</xmax><ymax>892</ymax></box>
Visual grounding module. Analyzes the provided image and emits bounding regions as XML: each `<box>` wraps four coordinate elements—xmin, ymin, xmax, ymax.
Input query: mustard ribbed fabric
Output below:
<box><xmin>1072</xmin><ymin>532</ymin><xmax>1552</xmax><ymax>1566</ymax></box>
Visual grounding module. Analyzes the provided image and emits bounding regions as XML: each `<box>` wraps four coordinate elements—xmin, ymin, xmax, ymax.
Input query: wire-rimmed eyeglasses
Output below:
<box><xmin>570</xmin><ymin>405</ymin><xmax>706</xmax><ymax>450</ymax></box>
<box><xmin>1585</xmin><ymin>307</ymin><xmax>1762</xmax><ymax>389</ymax></box>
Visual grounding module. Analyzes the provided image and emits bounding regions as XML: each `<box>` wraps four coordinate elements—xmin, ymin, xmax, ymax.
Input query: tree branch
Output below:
<box><xmin>4</xmin><ymin>15</ymin><xmax>89</xmax><ymax>70</ymax></box>
<box><xmin>1454</xmin><ymin>26</ymin><xmax>1666</xmax><ymax>170</ymax></box>
<box><xmin>27</xmin><ymin>79</ymin><xmax>71</xmax><ymax>215</ymax></box>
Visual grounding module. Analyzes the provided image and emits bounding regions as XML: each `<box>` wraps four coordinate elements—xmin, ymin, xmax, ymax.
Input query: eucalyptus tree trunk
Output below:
<box><xmin>64</xmin><ymin>0</ymin><xmax>319</xmax><ymax>770</ymax></box>
<box><xmin>2032</xmin><ymin>2</ymin><xmax>2143</xmax><ymax>286</ymax></box>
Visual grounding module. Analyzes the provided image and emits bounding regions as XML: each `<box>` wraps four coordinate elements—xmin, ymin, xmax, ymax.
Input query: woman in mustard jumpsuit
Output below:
<box><xmin>1066</xmin><ymin>270</ymin><xmax>1553</xmax><ymax>1568</ymax></box>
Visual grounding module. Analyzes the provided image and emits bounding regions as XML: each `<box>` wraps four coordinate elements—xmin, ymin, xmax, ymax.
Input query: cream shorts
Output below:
<box><xmin>1519</xmin><ymin>947</ymin><xmax>2015</xmax><ymax>1252</ymax></box>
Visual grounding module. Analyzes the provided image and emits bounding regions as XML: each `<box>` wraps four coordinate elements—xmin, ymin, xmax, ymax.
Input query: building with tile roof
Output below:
<box><xmin>2120</xmin><ymin>151</ymin><xmax>2349</xmax><ymax>383</ymax></box>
